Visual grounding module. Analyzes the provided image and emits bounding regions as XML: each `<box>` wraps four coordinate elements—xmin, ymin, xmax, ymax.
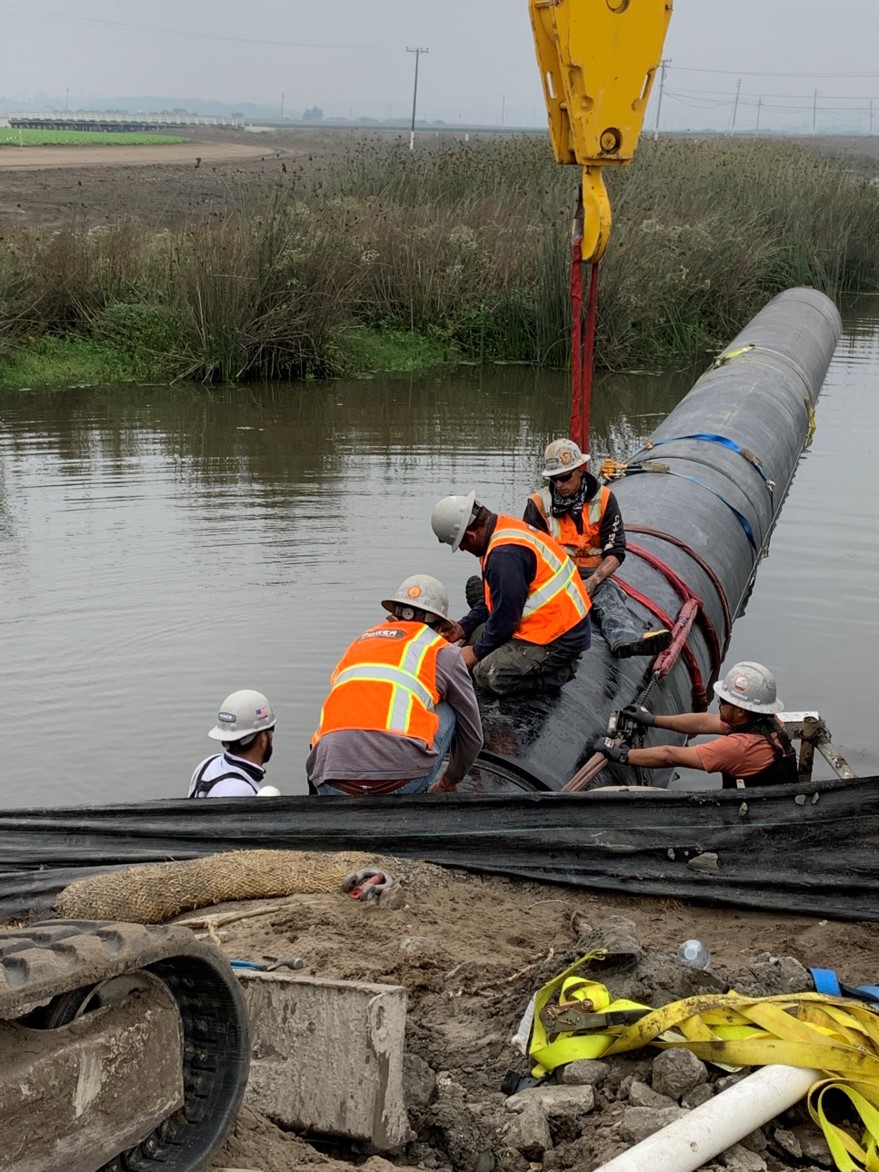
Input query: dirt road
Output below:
<box><xmin>0</xmin><ymin>141</ymin><xmax>272</xmax><ymax>170</ymax></box>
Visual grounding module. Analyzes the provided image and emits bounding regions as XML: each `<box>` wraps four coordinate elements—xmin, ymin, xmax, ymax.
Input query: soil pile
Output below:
<box><xmin>203</xmin><ymin>860</ymin><xmax>879</xmax><ymax>1171</ymax></box>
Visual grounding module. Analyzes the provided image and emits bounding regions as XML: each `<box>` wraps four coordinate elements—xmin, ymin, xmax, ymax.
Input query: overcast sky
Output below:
<box><xmin>3</xmin><ymin>0</ymin><xmax>879</xmax><ymax>133</ymax></box>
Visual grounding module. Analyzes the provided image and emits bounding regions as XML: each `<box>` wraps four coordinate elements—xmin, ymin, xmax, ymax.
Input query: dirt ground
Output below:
<box><xmin>2</xmin><ymin>129</ymin><xmax>875</xmax><ymax>237</ymax></box>
<box><xmin>195</xmin><ymin>858</ymin><xmax>879</xmax><ymax>1171</ymax></box>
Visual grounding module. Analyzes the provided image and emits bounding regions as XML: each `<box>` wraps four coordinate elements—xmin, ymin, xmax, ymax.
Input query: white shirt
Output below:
<box><xmin>188</xmin><ymin>751</ymin><xmax>265</xmax><ymax>798</ymax></box>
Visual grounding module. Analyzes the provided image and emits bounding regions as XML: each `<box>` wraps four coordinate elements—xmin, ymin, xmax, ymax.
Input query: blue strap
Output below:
<box><xmin>810</xmin><ymin>966</ymin><xmax>841</xmax><ymax>996</ymax></box>
<box><xmin>644</xmin><ymin>434</ymin><xmax>775</xmax><ymax>502</ymax></box>
<box><xmin>620</xmin><ymin>466</ymin><xmax>758</xmax><ymax>555</ymax></box>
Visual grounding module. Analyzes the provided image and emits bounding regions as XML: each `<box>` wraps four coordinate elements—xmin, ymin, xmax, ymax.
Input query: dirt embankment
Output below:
<box><xmin>199</xmin><ymin>860</ymin><xmax>879</xmax><ymax>1172</ymax></box>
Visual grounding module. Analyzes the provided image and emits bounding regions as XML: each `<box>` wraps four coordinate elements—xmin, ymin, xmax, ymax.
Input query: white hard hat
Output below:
<box><xmin>256</xmin><ymin>785</ymin><xmax>282</xmax><ymax>797</ymax></box>
<box><xmin>431</xmin><ymin>491</ymin><xmax>477</xmax><ymax>552</ymax></box>
<box><xmin>713</xmin><ymin>662</ymin><xmax>783</xmax><ymax>714</ymax></box>
<box><xmin>542</xmin><ymin>438</ymin><xmax>589</xmax><ymax>479</ymax></box>
<box><xmin>381</xmin><ymin>574</ymin><xmax>450</xmax><ymax>622</ymax></box>
<box><xmin>208</xmin><ymin>689</ymin><xmax>277</xmax><ymax>741</ymax></box>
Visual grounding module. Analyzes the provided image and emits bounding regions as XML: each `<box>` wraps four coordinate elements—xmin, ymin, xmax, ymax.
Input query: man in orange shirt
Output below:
<box><xmin>593</xmin><ymin>661</ymin><xmax>798</xmax><ymax>788</ymax></box>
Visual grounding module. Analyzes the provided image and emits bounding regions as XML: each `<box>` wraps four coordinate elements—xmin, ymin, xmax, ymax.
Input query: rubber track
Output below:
<box><xmin>0</xmin><ymin>920</ymin><xmax>250</xmax><ymax>1171</ymax></box>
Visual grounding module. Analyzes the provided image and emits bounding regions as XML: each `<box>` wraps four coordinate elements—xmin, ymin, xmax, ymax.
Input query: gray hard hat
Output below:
<box><xmin>381</xmin><ymin>574</ymin><xmax>450</xmax><ymax>622</ymax></box>
<box><xmin>431</xmin><ymin>491</ymin><xmax>477</xmax><ymax>552</ymax></box>
<box><xmin>713</xmin><ymin>662</ymin><xmax>783</xmax><ymax>714</ymax></box>
<box><xmin>208</xmin><ymin>689</ymin><xmax>277</xmax><ymax>741</ymax></box>
<box><xmin>542</xmin><ymin>438</ymin><xmax>589</xmax><ymax>479</ymax></box>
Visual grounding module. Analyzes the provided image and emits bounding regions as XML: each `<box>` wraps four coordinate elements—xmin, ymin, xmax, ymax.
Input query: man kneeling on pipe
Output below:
<box><xmin>432</xmin><ymin>492</ymin><xmax>592</xmax><ymax>696</ymax></box>
<box><xmin>523</xmin><ymin>438</ymin><xmax>672</xmax><ymax>659</ymax></box>
<box><xmin>593</xmin><ymin>661</ymin><xmax>798</xmax><ymax>788</ymax></box>
<box><xmin>306</xmin><ymin>575</ymin><xmax>483</xmax><ymax>796</ymax></box>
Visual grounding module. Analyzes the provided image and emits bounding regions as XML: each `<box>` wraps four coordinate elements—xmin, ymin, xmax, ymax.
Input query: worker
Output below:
<box><xmin>307</xmin><ymin>574</ymin><xmax>483</xmax><ymax>796</ymax></box>
<box><xmin>431</xmin><ymin>492</ymin><xmax>591</xmax><ymax>696</ymax></box>
<box><xmin>188</xmin><ymin>689</ymin><xmax>277</xmax><ymax>798</ymax></box>
<box><xmin>593</xmin><ymin>661</ymin><xmax>798</xmax><ymax>788</ymax></box>
<box><xmin>523</xmin><ymin>437</ymin><xmax>671</xmax><ymax>659</ymax></box>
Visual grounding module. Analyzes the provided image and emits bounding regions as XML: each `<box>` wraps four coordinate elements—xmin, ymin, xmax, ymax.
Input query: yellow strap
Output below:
<box><xmin>528</xmin><ymin>954</ymin><xmax>879</xmax><ymax>1170</ymax></box>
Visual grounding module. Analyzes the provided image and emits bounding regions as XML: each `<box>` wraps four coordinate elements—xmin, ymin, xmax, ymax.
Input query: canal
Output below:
<box><xmin>0</xmin><ymin>295</ymin><xmax>876</xmax><ymax>806</ymax></box>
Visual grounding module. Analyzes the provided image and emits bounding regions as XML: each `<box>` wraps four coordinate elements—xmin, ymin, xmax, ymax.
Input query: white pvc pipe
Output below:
<box><xmin>592</xmin><ymin>1063</ymin><xmax>820</xmax><ymax>1172</ymax></box>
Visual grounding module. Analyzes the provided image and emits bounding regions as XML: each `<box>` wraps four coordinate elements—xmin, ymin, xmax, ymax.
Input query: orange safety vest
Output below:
<box><xmin>528</xmin><ymin>486</ymin><xmax>611</xmax><ymax>570</ymax></box>
<box><xmin>312</xmin><ymin>621</ymin><xmax>445</xmax><ymax>749</ymax></box>
<box><xmin>483</xmin><ymin>515</ymin><xmax>591</xmax><ymax>645</ymax></box>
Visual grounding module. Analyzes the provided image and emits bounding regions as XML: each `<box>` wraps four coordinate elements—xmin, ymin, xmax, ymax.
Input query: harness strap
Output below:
<box><xmin>626</xmin><ymin>541</ymin><xmax>722</xmax><ymax>675</ymax></box>
<box><xmin>618</xmin><ymin>465</ymin><xmax>758</xmax><ymax>554</ymax></box>
<box><xmin>641</xmin><ymin>433</ymin><xmax>775</xmax><ymax>503</ymax></box>
<box><xmin>626</xmin><ymin>524</ymin><xmax>734</xmax><ymax>643</ymax></box>
<box><xmin>613</xmin><ymin>577</ymin><xmax>708</xmax><ymax>709</ymax></box>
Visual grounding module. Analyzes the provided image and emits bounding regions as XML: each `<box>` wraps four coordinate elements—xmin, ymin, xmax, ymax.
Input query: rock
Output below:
<box><xmin>739</xmin><ymin>1128</ymin><xmax>769</xmax><ymax>1154</ymax></box>
<box><xmin>577</xmin><ymin>915</ymin><xmax>643</xmax><ymax>962</ymax></box>
<box><xmin>501</xmin><ymin>1101</ymin><xmax>552</xmax><ymax>1160</ymax></box>
<box><xmin>403</xmin><ymin>1052</ymin><xmax>437</xmax><ymax>1111</ymax></box>
<box><xmin>714</xmin><ymin>1072</ymin><xmax>747</xmax><ymax>1093</ymax></box>
<box><xmin>651</xmin><ymin>1048</ymin><xmax>708</xmax><ymax>1100</ymax></box>
<box><xmin>628</xmin><ymin>1079</ymin><xmax>675</xmax><ymax>1109</ymax></box>
<box><xmin>717</xmin><ymin>1142</ymin><xmax>767</xmax><ymax>1172</ymax></box>
<box><xmin>729</xmin><ymin>953</ymin><xmax>811</xmax><ymax>996</ymax></box>
<box><xmin>788</xmin><ymin>1125</ymin><xmax>834</xmax><ymax>1166</ymax></box>
<box><xmin>681</xmin><ymin>1083</ymin><xmax>714</xmax><ymax>1109</ymax></box>
<box><xmin>772</xmin><ymin>1127</ymin><xmax>803</xmax><ymax>1159</ymax></box>
<box><xmin>557</xmin><ymin>1059</ymin><xmax>609</xmax><ymax>1087</ymax></box>
<box><xmin>506</xmin><ymin>1085</ymin><xmax>595</xmax><ymax>1118</ymax></box>
<box><xmin>620</xmin><ymin>1105</ymin><xmax>688</xmax><ymax>1143</ymax></box>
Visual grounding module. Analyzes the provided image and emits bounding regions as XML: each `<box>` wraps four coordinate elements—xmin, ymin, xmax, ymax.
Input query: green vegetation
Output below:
<box><xmin>1</xmin><ymin>136</ymin><xmax>878</xmax><ymax>386</ymax></box>
<box><xmin>0</xmin><ymin>129</ymin><xmax>187</xmax><ymax>146</ymax></box>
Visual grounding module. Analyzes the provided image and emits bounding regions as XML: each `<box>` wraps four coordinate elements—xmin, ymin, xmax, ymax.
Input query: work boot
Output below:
<box><xmin>613</xmin><ymin>628</ymin><xmax>673</xmax><ymax>660</ymax></box>
<box><xmin>465</xmin><ymin>574</ymin><xmax>483</xmax><ymax>609</ymax></box>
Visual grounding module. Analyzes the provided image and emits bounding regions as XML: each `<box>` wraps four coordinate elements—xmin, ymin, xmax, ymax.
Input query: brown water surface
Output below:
<box><xmin>0</xmin><ymin>302</ymin><xmax>876</xmax><ymax>806</ymax></box>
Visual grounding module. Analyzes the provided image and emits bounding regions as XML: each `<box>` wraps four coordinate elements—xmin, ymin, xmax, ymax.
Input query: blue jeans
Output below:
<box><xmin>316</xmin><ymin>702</ymin><xmax>457</xmax><ymax>797</ymax></box>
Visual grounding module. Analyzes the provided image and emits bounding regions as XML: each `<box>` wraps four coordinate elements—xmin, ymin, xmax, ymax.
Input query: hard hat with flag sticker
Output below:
<box><xmin>381</xmin><ymin>574</ymin><xmax>449</xmax><ymax>622</ymax></box>
<box><xmin>208</xmin><ymin>689</ymin><xmax>277</xmax><ymax>741</ymax></box>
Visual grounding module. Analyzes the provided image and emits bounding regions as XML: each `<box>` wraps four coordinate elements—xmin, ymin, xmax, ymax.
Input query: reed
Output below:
<box><xmin>1</xmin><ymin>136</ymin><xmax>877</xmax><ymax>385</ymax></box>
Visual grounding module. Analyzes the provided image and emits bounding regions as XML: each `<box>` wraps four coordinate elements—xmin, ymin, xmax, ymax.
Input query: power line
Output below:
<box><xmin>670</xmin><ymin>63</ymin><xmax>879</xmax><ymax>80</ymax></box>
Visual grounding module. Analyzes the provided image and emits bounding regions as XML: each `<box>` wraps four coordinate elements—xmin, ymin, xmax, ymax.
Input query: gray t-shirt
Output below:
<box><xmin>306</xmin><ymin>642</ymin><xmax>483</xmax><ymax>785</ymax></box>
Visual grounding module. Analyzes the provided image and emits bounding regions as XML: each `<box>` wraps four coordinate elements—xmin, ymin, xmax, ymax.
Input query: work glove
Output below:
<box><xmin>622</xmin><ymin>704</ymin><xmax>656</xmax><ymax>727</ymax></box>
<box><xmin>341</xmin><ymin>868</ymin><xmax>396</xmax><ymax>901</ymax></box>
<box><xmin>593</xmin><ymin>737</ymin><xmax>629</xmax><ymax>765</ymax></box>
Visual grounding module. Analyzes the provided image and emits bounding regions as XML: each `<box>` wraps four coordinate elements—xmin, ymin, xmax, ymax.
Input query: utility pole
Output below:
<box><xmin>755</xmin><ymin>97</ymin><xmax>762</xmax><ymax>134</ymax></box>
<box><xmin>654</xmin><ymin>58</ymin><xmax>670</xmax><ymax>136</ymax></box>
<box><xmin>730</xmin><ymin>78</ymin><xmax>741</xmax><ymax>134</ymax></box>
<box><xmin>406</xmin><ymin>46</ymin><xmax>428</xmax><ymax>151</ymax></box>
<box><xmin>813</xmin><ymin>89</ymin><xmax>818</xmax><ymax>133</ymax></box>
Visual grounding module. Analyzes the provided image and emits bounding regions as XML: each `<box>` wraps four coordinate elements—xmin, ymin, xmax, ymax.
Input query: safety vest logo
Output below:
<box><xmin>360</xmin><ymin>627</ymin><xmax>406</xmax><ymax>641</ymax></box>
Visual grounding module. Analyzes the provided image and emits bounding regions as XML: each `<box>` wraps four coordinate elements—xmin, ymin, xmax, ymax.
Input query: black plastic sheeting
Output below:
<box><xmin>473</xmin><ymin>287</ymin><xmax>843</xmax><ymax>791</ymax></box>
<box><xmin>1</xmin><ymin>775</ymin><xmax>877</xmax><ymax>924</ymax></box>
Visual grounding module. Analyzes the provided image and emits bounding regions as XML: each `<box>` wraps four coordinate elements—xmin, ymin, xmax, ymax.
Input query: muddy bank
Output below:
<box><xmin>201</xmin><ymin>862</ymin><xmax>878</xmax><ymax>1171</ymax></box>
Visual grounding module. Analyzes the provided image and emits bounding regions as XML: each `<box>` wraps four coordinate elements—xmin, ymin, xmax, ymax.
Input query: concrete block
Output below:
<box><xmin>237</xmin><ymin>970</ymin><xmax>412</xmax><ymax>1150</ymax></box>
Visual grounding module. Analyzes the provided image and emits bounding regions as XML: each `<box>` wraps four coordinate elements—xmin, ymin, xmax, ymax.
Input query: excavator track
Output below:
<box><xmin>0</xmin><ymin>919</ymin><xmax>250</xmax><ymax>1172</ymax></box>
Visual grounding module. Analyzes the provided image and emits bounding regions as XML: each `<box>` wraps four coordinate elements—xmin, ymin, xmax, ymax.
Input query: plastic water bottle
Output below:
<box><xmin>677</xmin><ymin>939</ymin><xmax>711</xmax><ymax>970</ymax></box>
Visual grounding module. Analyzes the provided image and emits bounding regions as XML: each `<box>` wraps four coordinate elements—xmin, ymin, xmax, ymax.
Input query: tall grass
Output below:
<box><xmin>1</xmin><ymin>136</ymin><xmax>878</xmax><ymax>383</ymax></box>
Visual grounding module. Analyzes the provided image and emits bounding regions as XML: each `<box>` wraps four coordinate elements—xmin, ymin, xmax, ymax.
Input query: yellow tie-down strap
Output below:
<box><xmin>529</xmin><ymin>951</ymin><xmax>879</xmax><ymax>1171</ymax></box>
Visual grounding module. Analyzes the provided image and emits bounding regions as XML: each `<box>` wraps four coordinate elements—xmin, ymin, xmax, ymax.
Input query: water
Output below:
<box><xmin>0</xmin><ymin>300</ymin><xmax>877</xmax><ymax>806</ymax></box>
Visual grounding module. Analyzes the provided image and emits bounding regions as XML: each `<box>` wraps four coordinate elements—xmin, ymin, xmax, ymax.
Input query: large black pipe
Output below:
<box><xmin>473</xmin><ymin>287</ymin><xmax>842</xmax><ymax>790</ymax></box>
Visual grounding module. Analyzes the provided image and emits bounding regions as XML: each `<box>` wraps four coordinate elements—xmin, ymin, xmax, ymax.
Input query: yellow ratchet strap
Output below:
<box><xmin>528</xmin><ymin>956</ymin><xmax>879</xmax><ymax>1172</ymax></box>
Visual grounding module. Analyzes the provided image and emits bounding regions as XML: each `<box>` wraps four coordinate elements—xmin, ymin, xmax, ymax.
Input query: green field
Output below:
<box><xmin>0</xmin><ymin>129</ymin><xmax>188</xmax><ymax>146</ymax></box>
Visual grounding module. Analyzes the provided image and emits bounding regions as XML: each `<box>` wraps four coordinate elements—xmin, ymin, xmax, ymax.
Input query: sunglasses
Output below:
<box><xmin>551</xmin><ymin>471</ymin><xmax>577</xmax><ymax>484</ymax></box>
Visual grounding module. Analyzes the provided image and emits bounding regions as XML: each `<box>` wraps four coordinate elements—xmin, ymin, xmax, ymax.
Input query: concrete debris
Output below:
<box><xmin>651</xmin><ymin>1047</ymin><xmax>709</xmax><ymax>1099</ymax></box>
<box><xmin>681</xmin><ymin>1082</ymin><xmax>714</xmax><ymax>1109</ymax></box>
<box><xmin>772</xmin><ymin>1126</ymin><xmax>803</xmax><ymax>1159</ymax></box>
<box><xmin>501</xmin><ymin>1100</ymin><xmax>552</xmax><ymax>1160</ymax></box>
<box><xmin>730</xmin><ymin>953</ymin><xmax>812</xmax><ymax>996</ymax></box>
<box><xmin>576</xmin><ymin>914</ymin><xmax>644</xmax><ymax>963</ymax></box>
<box><xmin>627</xmin><ymin>1078</ymin><xmax>675</xmax><ymax>1109</ymax></box>
<box><xmin>787</xmin><ymin>1124</ymin><xmax>835</xmax><ymax>1167</ymax></box>
<box><xmin>717</xmin><ymin>1143</ymin><xmax>768</xmax><ymax>1172</ymax></box>
<box><xmin>557</xmin><ymin>1059</ymin><xmax>610</xmax><ymax>1087</ymax></box>
<box><xmin>506</xmin><ymin>1085</ymin><xmax>596</xmax><ymax>1117</ymax></box>
<box><xmin>620</xmin><ymin>1104</ymin><xmax>689</xmax><ymax>1142</ymax></box>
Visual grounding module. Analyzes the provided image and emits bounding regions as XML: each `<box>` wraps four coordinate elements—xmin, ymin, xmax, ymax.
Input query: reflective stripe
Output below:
<box><xmin>536</xmin><ymin>489</ymin><xmax>604</xmax><ymax>557</ymax></box>
<box><xmin>333</xmin><ymin>663</ymin><xmax>436</xmax><ymax>712</ymax></box>
<box><xmin>492</xmin><ymin>527</ymin><xmax>588</xmax><ymax>620</ymax></box>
